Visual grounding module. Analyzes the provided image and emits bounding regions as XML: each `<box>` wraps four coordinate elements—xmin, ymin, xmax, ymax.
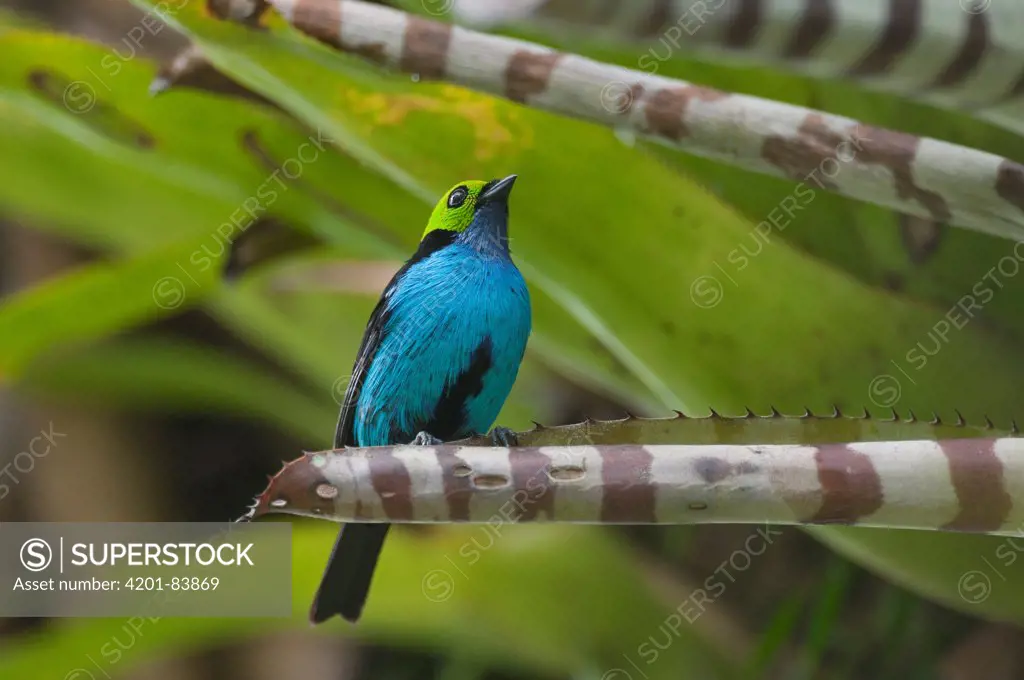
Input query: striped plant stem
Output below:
<box><xmin>248</xmin><ymin>438</ymin><xmax>1024</xmax><ymax>537</ymax></box>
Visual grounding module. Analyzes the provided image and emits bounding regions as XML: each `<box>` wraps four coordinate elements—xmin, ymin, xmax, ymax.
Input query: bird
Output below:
<box><xmin>309</xmin><ymin>174</ymin><xmax>532</xmax><ymax>624</ymax></box>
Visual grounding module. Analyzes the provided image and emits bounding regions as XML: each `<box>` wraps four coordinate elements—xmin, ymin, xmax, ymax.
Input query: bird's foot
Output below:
<box><xmin>411</xmin><ymin>431</ymin><xmax>443</xmax><ymax>446</ymax></box>
<box><xmin>488</xmin><ymin>426</ymin><xmax>518</xmax><ymax>447</ymax></box>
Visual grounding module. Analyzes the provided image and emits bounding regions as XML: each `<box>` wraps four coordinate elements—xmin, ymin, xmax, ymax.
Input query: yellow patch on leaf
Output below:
<box><xmin>342</xmin><ymin>84</ymin><xmax>533</xmax><ymax>162</ymax></box>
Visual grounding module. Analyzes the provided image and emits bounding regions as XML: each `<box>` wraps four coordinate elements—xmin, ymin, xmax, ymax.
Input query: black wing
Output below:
<box><xmin>333</xmin><ymin>290</ymin><xmax>391</xmax><ymax>448</ymax></box>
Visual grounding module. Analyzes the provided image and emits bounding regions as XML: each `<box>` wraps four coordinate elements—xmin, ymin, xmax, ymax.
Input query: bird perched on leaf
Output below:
<box><xmin>310</xmin><ymin>175</ymin><xmax>532</xmax><ymax>624</ymax></box>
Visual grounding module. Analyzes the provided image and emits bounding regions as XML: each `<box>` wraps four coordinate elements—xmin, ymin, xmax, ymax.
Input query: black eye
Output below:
<box><xmin>447</xmin><ymin>186</ymin><xmax>468</xmax><ymax>208</ymax></box>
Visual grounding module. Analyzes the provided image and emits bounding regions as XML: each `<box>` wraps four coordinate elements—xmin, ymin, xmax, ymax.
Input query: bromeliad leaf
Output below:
<box><xmin>248</xmin><ymin>435</ymin><xmax>1024</xmax><ymax>537</ymax></box>
<box><xmin>0</xmin><ymin>27</ymin><xmax>399</xmax><ymax>254</ymax></box>
<box><xmin>449</xmin><ymin>0</ymin><xmax>1024</xmax><ymax>137</ymax></box>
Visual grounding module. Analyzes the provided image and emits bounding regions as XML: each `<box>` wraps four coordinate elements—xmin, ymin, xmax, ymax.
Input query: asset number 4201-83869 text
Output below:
<box><xmin>125</xmin><ymin>577</ymin><xmax>220</xmax><ymax>591</ymax></box>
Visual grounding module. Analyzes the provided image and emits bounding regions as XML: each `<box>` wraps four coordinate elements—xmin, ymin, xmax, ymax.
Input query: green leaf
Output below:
<box><xmin>0</xmin><ymin>28</ymin><xmax>397</xmax><ymax>255</ymax></box>
<box><xmin>809</xmin><ymin>526</ymin><xmax>1024</xmax><ymax>624</ymax></box>
<box><xmin>0</xmin><ymin>242</ymin><xmax>218</xmax><ymax>380</ymax></box>
<box><xmin>18</xmin><ymin>338</ymin><xmax>334</xmax><ymax>441</ymax></box>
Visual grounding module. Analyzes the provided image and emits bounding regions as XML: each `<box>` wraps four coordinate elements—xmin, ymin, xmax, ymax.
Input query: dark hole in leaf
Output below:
<box><xmin>471</xmin><ymin>474</ymin><xmax>510</xmax><ymax>489</ymax></box>
<box><xmin>26</xmin><ymin>68</ymin><xmax>156</xmax><ymax>149</ymax></box>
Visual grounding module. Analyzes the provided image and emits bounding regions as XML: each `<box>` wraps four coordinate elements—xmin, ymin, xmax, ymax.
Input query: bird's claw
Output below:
<box><xmin>411</xmin><ymin>431</ymin><xmax>443</xmax><ymax>446</ymax></box>
<box><xmin>489</xmin><ymin>426</ymin><xmax>518</xmax><ymax>447</ymax></box>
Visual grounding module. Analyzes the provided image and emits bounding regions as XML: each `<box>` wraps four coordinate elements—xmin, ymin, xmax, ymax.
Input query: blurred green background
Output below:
<box><xmin>3</xmin><ymin>1</ymin><xmax>1024</xmax><ymax>678</ymax></box>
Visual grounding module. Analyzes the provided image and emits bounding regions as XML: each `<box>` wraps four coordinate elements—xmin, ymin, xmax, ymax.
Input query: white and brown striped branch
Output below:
<box><xmin>192</xmin><ymin>0</ymin><xmax>1024</xmax><ymax>241</ymax></box>
<box><xmin>453</xmin><ymin>0</ymin><xmax>1024</xmax><ymax>135</ymax></box>
<box><xmin>246</xmin><ymin>437</ymin><xmax>1024</xmax><ymax>537</ymax></box>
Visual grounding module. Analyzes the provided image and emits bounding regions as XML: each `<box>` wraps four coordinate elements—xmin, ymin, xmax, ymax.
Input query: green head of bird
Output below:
<box><xmin>421</xmin><ymin>175</ymin><xmax>518</xmax><ymax>254</ymax></box>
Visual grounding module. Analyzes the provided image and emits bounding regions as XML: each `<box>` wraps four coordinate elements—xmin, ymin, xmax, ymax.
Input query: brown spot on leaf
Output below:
<box><xmin>723</xmin><ymin>0</ymin><xmax>761</xmax><ymax>48</ymax></box>
<box><xmin>761</xmin><ymin>114</ymin><xmax>844</xmax><ymax>190</ymax></box>
<box><xmin>254</xmin><ymin>454</ymin><xmax>333</xmax><ymax>518</ymax></box>
<box><xmin>995</xmin><ymin>160</ymin><xmax>1024</xmax><ymax>214</ymax></box>
<box><xmin>765</xmin><ymin>117</ymin><xmax>951</xmax><ymax>222</ymax></box>
<box><xmin>851</xmin><ymin>125</ymin><xmax>952</xmax><ymax>222</ymax></box>
<box><xmin>809</xmin><ymin>445</ymin><xmax>884</xmax><ymax>523</ymax></box>
<box><xmin>369</xmin><ymin>451</ymin><xmax>414</xmax><ymax>520</ymax></box>
<box><xmin>635</xmin><ymin>0</ymin><xmax>674</xmax><ymax>38</ymax></box>
<box><xmin>436</xmin><ymin>449</ymin><xmax>472</xmax><ymax>520</ymax></box>
<box><xmin>694</xmin><ymin>457</ymin><xmax>731</xmax><ymax>484</ymax></box>
<box><xmin>401</xmin><ymin>16</ymin><xmax>451</xmax><ymax>79</ymax></box>
<box><xmin>940</xmin><ymin>439</ymin><xmax>1012</xmax><ymax>531</ymax></box>
<box><xmin>26</xmin><ymin>70</ymin><xmax>47</xmax><ymax>91</ymax></box>
<box><xmin>643</xmin><ymin>86</ymin><xmax>727</xmax><ymax>140</ymax></box>
<box><xmin>848</xmin><ymin>0</ymin><xmax>920</xmax><ymax>77</ymax></box>
<box><xmin>292</xmin><ymin>0</ymin><xmax>341</xmax><ymax>48</ymax></box>
<box><xmin>899</xmin><ymin>214</ymin><xmax>946</xmax><ymax>264</ymax></box>
<box><xmin>783</xmin><ymin>0</ymin><xmax>834</xmax><ymax>59</ymax></box>
<box><xmin>510</xmin><ymin>448</ymin><xmax>556</xmax><ymax>521</ymax></box>
<box><xmin>600</xmin><ymin>446</ymin><xmax>656</xmax><ymax>522</ymax></box>
<box><xmin>505</xmin><ymin>51</ymin><xmax>562</xmax><ymax>103</ymax></box>
<box><xmin>882</xmin><ymin>271</ymin><xmax>905</xmax><ymax>291</ymax></box>
<box><xmin>931</xmin><ymin>10</ymin><xmax>988</xmax><ymax>89</ymax></box>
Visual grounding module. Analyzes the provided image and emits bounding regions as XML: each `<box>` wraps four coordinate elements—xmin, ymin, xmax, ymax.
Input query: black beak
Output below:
<box><xmin>477</xmin><ymin>174</ymin><xmax>517</xmax><ymax>206</ymax></box>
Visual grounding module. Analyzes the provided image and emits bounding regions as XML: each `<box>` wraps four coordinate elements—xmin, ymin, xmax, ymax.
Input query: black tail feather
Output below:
<box><xmin>309</xmin><ymin>523</ymin><xmax>390</xmax><ymax>624</ymax></box>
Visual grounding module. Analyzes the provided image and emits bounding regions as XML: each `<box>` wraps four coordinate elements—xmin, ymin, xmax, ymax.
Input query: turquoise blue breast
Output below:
<box><xmin>353</xmin><ymin>243</ymin><xmax>531</xmax><ymax>447</ymax></box>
